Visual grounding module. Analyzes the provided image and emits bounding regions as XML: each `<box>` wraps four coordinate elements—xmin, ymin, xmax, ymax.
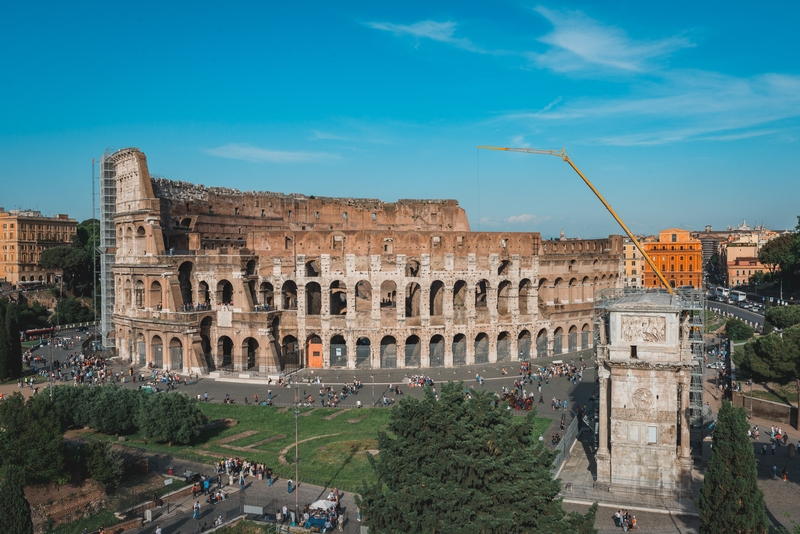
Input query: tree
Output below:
<box><xmin>759</xmin><ymin>233</ymin><xmax>796</xmax><ymax>275</ymax></box>
<box><xmin>84</xmin><ymin>441</ymin><xmax>124</xmax><ymax>492</ymax></box>
<box><xmin>766</xmin><ymin>305</ymin><xmax>800</xmax><ymax>330</ymax></box>
<box><xmin>698</xmin><ymin>401</ymin><xmax>768</xmax><ymax>534</ymax></box>
<box><xmin>0</xmin><ymin>465</ymin><xmax>34</xmax><ymax>534</ymax></box>
<box><xmin>734</xmin><ymin>325</ymin><xmax>800</xmax><ymax>383</ymax></box>
<box><xmin>725</xmin><ymin>318</ymin><xmax>755</xmax><ymax>342</ymax></box>
<box><xmin>358</xmin><ymin>382</ymin><xmax>596</xmax><ymax>534</ymax></box>
<box><xmin>136</xmin><ymin>392</ymin><xmax>205</xmax><ymax>446</ymax></box>
<box><xmin>5</xmin><ymin>303</ymin><xmax>23</xmax><ymax>378</ymax></box>
<box><xmin>0</xmin><ymin>300</ymin><xmax>8</xmax><ymax>380</ymax></box>
<box><xmin>51</xmin><ymin>296</ymin><xmax>93</xmax><ymax>325</ymax></box>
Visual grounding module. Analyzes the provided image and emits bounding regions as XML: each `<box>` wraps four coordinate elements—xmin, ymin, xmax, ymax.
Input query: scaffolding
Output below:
<box><xmin>594</xmin><ymin>287</ymin><xmax>705</xmax><ymax>456</ymax></box>
<box><xmin>99</xmin><ymin>148</ymin><xmax>119</xmax><ymax>349</ymax></box>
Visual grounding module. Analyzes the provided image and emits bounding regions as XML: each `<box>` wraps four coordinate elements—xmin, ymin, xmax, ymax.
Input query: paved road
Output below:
<box><xmin>706</xmin><ymin>301</ymin><xmax>764</xmax><ymax>327</ymax></box>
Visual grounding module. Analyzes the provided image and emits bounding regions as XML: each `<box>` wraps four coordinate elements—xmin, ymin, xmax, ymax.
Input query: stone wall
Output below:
<box><xmin>732</xmin><ymin>392</ymin><xmax>798</xmax><ymax>429</ymax></box>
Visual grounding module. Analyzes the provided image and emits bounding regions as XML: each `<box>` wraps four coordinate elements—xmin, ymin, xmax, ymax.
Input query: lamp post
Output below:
<box><xmin>371</xmin><ymin>374</ymin><xmax>375</xmax><ymax>407</ymax></box>
<box><xmin>293</xmin><ymin>377</ymin><xmax>300</xmax><ymax>521</ymax></box>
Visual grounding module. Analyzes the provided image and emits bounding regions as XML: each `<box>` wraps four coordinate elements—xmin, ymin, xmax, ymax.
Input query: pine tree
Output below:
<box><xmin>359</xmin><ymin>382</ymin><xmax>596</xmax><ymax>534</ymax></box>
<box><xmin>698</xmin><ymin>401</ymin><xmax>768</xmax><ymax>534</ymax></box>
<box><xmin>0</xmin><ymin>465</ymin><xmax>34</xmax><ymax>534</ymax></box>
<box><xmin>0</xmin><ymin>300</ymin><xmax>9</xmax><ymax>380</ymax></box>
<box><xmin>6</xmin><ymin>303</ymin><xmax>23</xmax><ymax>379</ymax></box>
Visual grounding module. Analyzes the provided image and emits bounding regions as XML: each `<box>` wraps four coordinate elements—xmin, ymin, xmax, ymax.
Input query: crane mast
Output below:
<box><xmin>477</xmin><ymin>145</ymin><xmax>673</xmax><ymax>294</ymax></box>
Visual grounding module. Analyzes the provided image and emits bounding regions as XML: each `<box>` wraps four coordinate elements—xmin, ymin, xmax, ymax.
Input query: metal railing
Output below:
<box><xmin>551</xmin><ymin>415</ymin><xmax>579</xmax><ymax>475</ymax></box>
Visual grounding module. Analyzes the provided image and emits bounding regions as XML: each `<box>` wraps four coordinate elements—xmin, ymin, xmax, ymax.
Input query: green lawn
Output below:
<box><xmin>87</xmin><ymin>402</ymin><xmax>552</xmax><ymax>493</ymax></box>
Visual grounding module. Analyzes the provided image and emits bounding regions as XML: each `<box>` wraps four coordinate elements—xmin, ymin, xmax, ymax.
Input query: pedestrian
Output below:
<box><xmin>762</xmin><ymin>444</ymin><xmax>767</xmax><ymax>456</ymax></box>
<box><xmin>155</xmin><ymin>526</ymin><xmax>162</xmax><ymax>534</ymax></box>
<box><xmin>193</xmin><ymin>501</ymin><xmax>201</xmax><ymax>519</ymax></box>
<box><xmin>239</xmin><ymin>475</ymin><xmax>245</xmax><ymax>491</ymax></box>
<box><xmin>288</xmin><ymin>478</ymin><xmax>294</xmax><ymax>493</ymax></box>
<box><xmin>204</xmin><ymin>391</ymin><xmax>209</xmax><ymax>402</ymax></box>
<box><xmin>772</xmin><ymin>443</ymin><xmax>776</xmax><ymax>455</ymax></box>
<box><xmin>783</xmin><ymin>466</ymin><xmax>788</xmax><ymax>481</ymax></box>
<box><xmin>773</xmin><ymin>464</ymin><xmax>778</xmax><ymax>479</ymax></box>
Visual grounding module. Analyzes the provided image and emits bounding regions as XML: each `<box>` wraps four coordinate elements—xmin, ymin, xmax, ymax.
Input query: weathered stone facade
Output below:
<box><xmin>109</xmin><ymin>148</ymin><xmax>623</xmax><ymax>374</ymax></box>
<box><xmin>595</xmin><ymin>292</ymin><xmax>696</xmax><ymax>494</ymax></box>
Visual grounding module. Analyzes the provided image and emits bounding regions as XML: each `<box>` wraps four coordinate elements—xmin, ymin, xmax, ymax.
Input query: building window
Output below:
<box><xmin>648</xmin><ymin>426</ymin><xmax>657</xmax><ymax>443</ymax></box>
<box><xmin>630</xmin><ymin>346</ymin><xmax>638</xmax><ymax>359</ymax></box>
<box><xmin>672</xmin><ymin>234</ymin><xmax>677</xmax><ymax>242</ymax></box>
<box><xmin>342</xmin><ymin>212</ymin><xmax>347</xmax><ymax>220</ymax></box>
<box><xmin>372</xmin><ymin>213</ymin><xmax>377</xmax><ymax>221</ymax></box>
<box><xmin>314</xmin><ymin>212</ymin><xmax>319</xmax><ymax>219</ymax></box>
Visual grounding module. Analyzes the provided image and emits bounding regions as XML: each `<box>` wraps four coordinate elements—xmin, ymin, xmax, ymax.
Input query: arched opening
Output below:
<box><xmin>198</xmin><ymin>281</ymin><xmax>210</xmax><ymax>305</ymax></box>
<box><xmin>538</xmin><ymin>278</ymin><xmax>549</xmax><ymax>304</ymax></box>
<box><xmin>150</xmin><ymin>280</ymin><xmax>162</xmax><ymax>309</ymax></box>
<box><xmin>355</xmin><ymin>280</ymin><xmax>372</xmax><ymax>312</ymax></box>
<box><xmin>243</xmin><ymin>337</ymin><xmax>258</xmax><ymax>370</ymax></box>
<box><xmin>405</xmin><ymin>282</ymin><xmax>421</xmax><ymax>317</ymax></box>
<box><xmin>137</xmin><ymin>333</ymin><xmax>146</xmax><ymax>366</ymax></box>
<box><xmin>245</xmin><ymin>259</ymin><xmax>256</xmax><ymax>276</ymax></box>
<box><xmin>330</xmin><ymin>281</ymin><xmax>347</xmax><ymax>315</ymax></box>
<box><xmin>217</xmin><ymin>280</ymin><xmax>234</xmax><ymax>305</ymax></box>
<box><xmin>330</xmin><ymin>335</ymin><xmax>347</xmax><ymax>367</ymax></box>
<box><xmin>569</xmin><ymin>278</ymin><xmax>578</xmax><ymax>303</ymax></box>
<box><xmin>554</xmin><ymin>327</ymin><xmax>564</xmax><ymax>355</ymax></box>
<box><xmin>405</xmin><ymin>335</ymin><xmax>421</xmax><ymax>367</ymax></box>
<box><xmin>305</xmin><ymin>260</ymin><xmax>320</xmax><ymax>277</ymax></box>
<box><xmin>429</xmin><ymin>335</ymin><xmax>445</xmax><ymax>367</ymax></box>
<box><xmin>306</xmin><ymin>282</ymin><xmax>321</xmax><ymax>315</ymax></box>
<box><xmin>429</xmin><ymin>281</ymin><xmax>444</xmax><ymax>316</ymax></box>
<box><xmin>581</xmin><ymin>323</ymin><xmax>591</xmax><ymax>350</ymax></box>
<box><xmin>307</xmin><ymin>334</ymin><xmax>323</xmax><ymax>368</ymax></box>
<box><xmin>518</xmin><ymin>330</ymin><xmax>531</xmax><ymax>360</ymax></box>
<box><xmin>124</xmin><ymin>279</ymin><xmax>132</xmax><ymax>308</ymax></box>
<box><xmin>536</xmin><ymin>329</ymin><xmax>548</xmax><ymax>358</ymax></box>
<box><xmin>497</xmin><ymin>280</ymin><xmax>511</xmax><ymax>315</ymax></box>
<box><xmin>135</xmin><ymin>280</ymin><xmax>144</xmax><ymax>309</ymax></box>
<box><xmin>218</xmin><ymin>336</ymin><xmax>233</xmax><ymax>368</ymax></box>
<box><xmin>453</xmin><ymin>280</ymin><xmax>467</xmax><ymax>311</ymax></box>
<box><xmin>405</xmin><ymin>259</ymin><xmax>420</xmax><ymax>277</ymax></box>
<box><xmin>180</xmin><ymin>217</ymin><xmax>192</xmax><ymax>228</ymax></box>
<box><xmin>519</xmin><ymin>279</ymin><xmax>531</xmax><ymax>314</ymax></box>
<box><xmin>259</xmin><ymin>282</ymin><xmax>274</xmax><ymax>309</ymax></box>
<box><xmin>356</xmin><ymin>337</ymin><xmax>371</xmax><ymax>369</ymax></box>
<box><xmin>553</xmin><ymin>278</ymin><xmax>564</xmax><ymax>304</ymax></box>
<box><xmin>282</xmin><ymin>281</ymin><xmax>298</xmax><ymax>309</ymax></box>
<box><xmin>178</xmin><ymin>262</ymin><xmax>194</xmax><ymax>306</ymax></box>
<box><xmin>282</xmin><ymin>335</ymin><xmax>299</xmax><ymax>370</ymax></box>
<box><xmin>474</xmin><ymin>333</ymin><xmax>489</xmax><ymax>364</ymax></box>
<box><xmin>582</xmin><ymin>276</ymin><xmax>591</xmax><ymax>302</ymax></box>
<box><xmin>475</xmin><ymin>280</ymin><xmax>488</xmax><ymax>309</ymax></box>
<box><xmin>169</xmin><ymin>338</ymin><xmax>183</xmax><ymax>370</ymax></box>
<box><xmin>247</xmin><ymin>280</ymin><xmax>258</xmax><ymax>308</ymax></box>
<box><xmin>452</xmin><ymin>334</ymin><xmax>467</xmax><ymax>366</ymax></box>
<box><xmin>380</xmin><ymin>280</ymin><xmax>396</xmax><ymax>308</ymax></box>
<box><xmin>497</xmin><ymin>331</ymin><xmax>511</xmax><ymax>362</ymax></box>
<box><xmin>151</xmin><ymin>335</ymin><xmax>163</xmax><ymax>368</ymax></box>
<box><xmin>380</xmin><ymin>336</ymin><xmax>397</xmax><ymax>369</ymax></box>
<box><xmin>568</xmin><ymin>325</ymin><xmax>578</xmax><ymax>353</ymax></box>
<box><xmin>498</xmin><ymin>259</ymin><xmax>511</xmax><ymax>276</ymax></box>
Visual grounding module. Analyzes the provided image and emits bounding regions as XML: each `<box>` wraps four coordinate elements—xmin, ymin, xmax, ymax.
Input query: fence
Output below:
<box><xmin>561</xmin><ymin>477</ymin><xmax>698</xmax><ymax>514</ymax></box>
<box><xmin>551</xmin><ymin>415</ymin><xmax>579</xmax><ymax>475</ymax></box>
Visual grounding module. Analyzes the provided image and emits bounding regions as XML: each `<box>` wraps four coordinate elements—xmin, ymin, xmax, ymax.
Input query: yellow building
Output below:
<box><xmin>622</xmin><ymin>237</ymin><xmax>643</xmax><ymax>288</ymax></box>
<box><xmin>642</xmin><ymin>228</ymin><xmax>703</xmax><ymax>289</ymax></box>
<box><xmin>0</xmin><ymin>208</ymin><xmax>78</xmax><ymax>288</ymax></box>
<box><xmin>727</xmin><ymin>257</ymin><xmax>766</xmax><ymax>287</ymax></box>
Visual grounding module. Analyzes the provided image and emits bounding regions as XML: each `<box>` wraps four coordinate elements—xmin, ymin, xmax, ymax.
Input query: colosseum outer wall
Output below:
<box><xmin>109</xmin><ymin>148</ymin><xmax>623</xmax><ymax>374</ymax></box>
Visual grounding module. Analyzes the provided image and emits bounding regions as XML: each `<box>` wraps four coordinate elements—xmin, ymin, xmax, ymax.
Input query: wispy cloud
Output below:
<box><xmin>206</xmin><ymin>143</ymin><xmax>340</xmax><ymax>163</ymax></box>
<box><xmin>366</xmin><ymin>20</ymin><xmax>487</xmax><ymax>53</ymax></box>
<box><xmin>309</xmin><ymin>129</ymin><xmax>394</xmax><ymax>145</ymax></box>
<box><xmin>529</xmin><ymin>7</ymin><xmax>693</xmax><ymax>73</ymax></box>
<box><xmin>479</xmin><ymin>213</ymin><xmax>551</xmax><ymax>227</ymax></box>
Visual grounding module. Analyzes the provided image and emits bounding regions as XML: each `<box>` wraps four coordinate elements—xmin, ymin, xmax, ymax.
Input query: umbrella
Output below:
<box><xmin>309</xmin><ymin>499</ymin><xmax>336</xmax><ymax>510</ymax></box>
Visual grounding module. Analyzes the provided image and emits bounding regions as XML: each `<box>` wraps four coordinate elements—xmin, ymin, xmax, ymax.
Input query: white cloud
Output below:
<box><xmin>366</xmin><ymin>20</ymin><xmax>487</xmax><ymax>53</ymax></box>
<box><xmin>529</xmin><ymin>7</ymin><xmax>693</xmax><ymax>73</ymax></box>
<box><xmin>479</xmin><ymin>213</ymin><xmax>551</xmax><ymax>227</ymax></box>
<box><xmin>205</xmin><ymin>144</ymin><xmax>340</xmax><ymax>163</ymax></box>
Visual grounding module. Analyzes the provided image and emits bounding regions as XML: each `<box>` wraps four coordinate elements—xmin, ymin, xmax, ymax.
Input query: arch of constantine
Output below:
<box><xmin>107</xmin><ymin>148</ymin><xmax>623</xmax><ymax>374</ymax></box>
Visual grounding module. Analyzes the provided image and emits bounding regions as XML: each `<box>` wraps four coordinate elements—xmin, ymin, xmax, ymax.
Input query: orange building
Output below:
<box><xmin>642</xmin><ymin>228</ymin><xmax>703</xmax><ymax>289</ymax></box>
<box><xmin>727</xmin><ymin>257</ymin><xmax>766</xmax><ymax>287</ymax></box>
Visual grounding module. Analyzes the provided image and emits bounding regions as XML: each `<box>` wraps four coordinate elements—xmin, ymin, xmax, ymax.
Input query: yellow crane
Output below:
<box><xmin>477</xmin><ymin>146</ymin><xmax>673</xmax><ymax>294</ymax></box>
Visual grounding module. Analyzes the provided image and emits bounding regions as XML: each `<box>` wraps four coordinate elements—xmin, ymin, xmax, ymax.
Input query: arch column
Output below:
<box><xmin>510</xmin><ymin>334</ymin><xmax>519</xmax><ymax>362</ymax></box>
<box><xmin>421</xmin><ymin>337</ymin><xmax>430</xmax><ymax>368</ymax></box>
<box><xmin>420</xmin><ymin>286</ymin><xmax>431</xmax><ymax>325</ymax></box>
<box><xmin>466</xmin><ymin>332</ymin><xmax>475</xmax><ymax>365</ymax></box>
<box><xmin>444</xmin><ymin>336</ymin><xmax>453</xmax><ymax>367</ymax></box>
<box><xmin>346</xmin><ymin>330</ymin><xmax>356</xmax><ymax>370</ymax></box>
<box><xmin>397</xmin><ymin>338</ymin><xmax>406</xmax><ymax>368</ymax></box>
<box><xmin>488</xmin><ymin>287</ymin><xmax>498</xmax><ymax>322</ymax></box>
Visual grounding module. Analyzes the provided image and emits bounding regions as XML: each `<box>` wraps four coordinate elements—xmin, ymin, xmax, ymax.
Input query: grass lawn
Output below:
<box><xmin>85</xmin><ymin>401</ymin><xmax>553</xmax><ymax>493</ymax></box>
<box><xmin>705</xmin><ymin>310</ymin><xmax>725</xmax><ymax>333</ymax></box>
<box><xmin>51</xmin><ymin>510</ymin><xmax>120</xmax><ymax>534</ymax></box>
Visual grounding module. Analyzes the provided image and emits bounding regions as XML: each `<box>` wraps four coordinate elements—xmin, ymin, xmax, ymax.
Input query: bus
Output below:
<box><xmin>730</xmin><ymin>290</ymin><xmax>746</xmax><ymax>302</ymax></box>
<box><xmin>714</xmin><ymin>287</ymin><xmax>730</xmax><ymax>300</ymax></box>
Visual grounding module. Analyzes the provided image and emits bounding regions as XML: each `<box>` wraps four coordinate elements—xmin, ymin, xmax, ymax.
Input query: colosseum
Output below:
<box><xmin>107</xmin><ymin>148</ymin><xmax>623</xmax><ymax>374</ymax></box>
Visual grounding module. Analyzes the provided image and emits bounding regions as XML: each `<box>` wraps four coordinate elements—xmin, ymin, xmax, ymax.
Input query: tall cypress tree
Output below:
<box><xmin>359</xmin><ymin>382</ymin><xmax>597</xmax><ymax>533</ymax></box>
<box><xmin>698</xmin><ymin>401</ymin><xmax>768</xmax><ymax>534</ymax></box>
<box><xmin>0</xmin><ymin>465</ymin><xmax>34</xmax><ymax>534</ymax></box>
<box><xmin>0</xmin><ymin>299</ymin><xmax>9</xmax><ymax>380</ymax></box>
<box><xmin>6</xmin><ymin>303</ymin><xmax>23</xmax><ymax>379</ymax></box>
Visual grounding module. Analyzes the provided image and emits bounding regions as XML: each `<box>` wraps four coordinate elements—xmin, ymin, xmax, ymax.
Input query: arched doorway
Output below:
<box><xmin>282</xmin><ymin>281</ymin><xmax>298</xmax><ymax>309</ymax></box>
<box><xmin>429</xmin><ymin>281</ymin><xmax>444</xmax><ymax>316</ymax></box>
<box><xmin>497</xmin><ymin>331</ymin><xmax>511</xmax><ymax>362</ymax></box>
<box><xmin>306</xmin><ymin>282</ymin><xmax>321</xmax><ymax>315</ymax></box>
<box><xmin>405</xmin><ymin>335</ymin><xmax>421</xmax><ymax>367</ymax></box>
<box><xmin>536</xmin><ymin>329</ymin><xmax>548</xmax><ymax>358</ymax></box>
<box><xmin>568</xmin><ymin>326</ymin><xmax>578</xmax><ymax>353</ymax></box>
<box><xmin>282</xmin><ymin>335</ymin><xmax>299</xmax><ymax>370</ymax></box>
<box><xmin>405</xmin><ymin>282</ymin><xmax>421</xmax><ymax>317</ymax></box>
<box><xmin>307</xmin><ymin>335</ymin><xmax>323</xmax><ymax>368</ymax></box>
<box><xmin>243</xmin><ymin>338</ymin><xmax>258</xmax><ymax>370</ymax></box>
<box><xmin>169</xmin><ymin>338</ymin><xmax>183</xmax><ymax>370</ymax></box>
<box><xmin>475</xmin><ymin>280</ymin><xmax>488</xmax><ymax>309</ymax></box>
<box><xmin>452</xmin><ymin>334</ymin><xmax>467</xmax><ymax>366</ymax></box>
<box><xmin>518</xmin><ymin>330</ymin><xmax>531</xmax><ymax>360</ymax></box>
<box><xmin>260</xmin><ymin>282</ymin><xmax>274</xmax><ymax>309</ymax></box>
<box><xmin>474</xmin><ymin>333</ymin><xmax>489</xmax><ymax>364</ymax></box>
<box><xmin>178</xmin><ymin>262</ymin><xmax>193</xmax><ymax>306</ymax></box>
<box><xmin>497</xmin><ymin>281</ymin><xmax>511</xmax><ymax>315</ymax></box>
<box><xmin>330</xmin><ymin>281</ymin><xmax>347</xmax><ymax>315</ymax></box>
<box><xmin>554</xmin><ymin>327</ymin><xmax>564</xmax><ymax>355</ymax></box>
<box><xmin>380</xmin><ymin>336</ymin><xmax>397</xmax><ymax>369</ymax></box>
<box><xmin>581</xmin><ymin>323</ymin><xmax>591</xmax><ymax>350</ymax></box>
<box><xmin>355</xmin><ymin>281</ymin><xmax>372</xmax><ymax>313</ymax></box>
<box><xmin>356</xmin><ymin>337</ymin><xmax>371</xmax><ymax>369</ymax></box>
<box><xmin>519</xmin><ymin>279</ymin><xmax>531</xmax><ymax>314</ymax></box>
<box><xmin>151</xmin><ymin>335</ymin><xmax>163</xmax><ymax>368</ymax></box>
<box><xmin>217</xmin><ymin>280</ymin><xmax>233</xmax><ymax>306</ymax></box>
<box><xmin>429</xmin><ymin>335</ymin><xmax>445</xmax><ymax>367</ymax></box>
<box><xmin>218</xmin><ymin>336</ymin><xmax>233</xmax><ymax>368</ymax></box>
<box><xmin>150</xmin><ymin>281</ymin><xmax>162</xmax><ymax>310</ymax></box>
<box><xmin>330</xmin><ymin>335</ymin><xmax>347</xmax><ymax>367</ymax></box>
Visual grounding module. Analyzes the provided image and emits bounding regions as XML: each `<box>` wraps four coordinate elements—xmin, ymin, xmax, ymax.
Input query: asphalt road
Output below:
<box><xmin>706</xmin><ymin>301</ymin><xmax>764</xmax><ymax>327</ymax></box>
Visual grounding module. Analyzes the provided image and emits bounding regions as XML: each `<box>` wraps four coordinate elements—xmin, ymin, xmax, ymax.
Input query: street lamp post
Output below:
<box><xmin>371</xmin><ymin>374</ymin><xmax>375</xmax><ymax>407</ymax></box>
<box><xmin>293</xmin><ymin>378</ymin><xmax>300</xmax><ymax>522</ymax></box>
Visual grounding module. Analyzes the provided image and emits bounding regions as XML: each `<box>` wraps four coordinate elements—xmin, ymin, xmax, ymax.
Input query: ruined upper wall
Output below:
<box><xmin>152</xmin><ymin>177</ymin><xmax>470</xmax><ymax>233</ymax></box>
<box><xmin>111</xmin><ymin>148</ymin><xmax>157</xmax><ymax>215</ymax></box>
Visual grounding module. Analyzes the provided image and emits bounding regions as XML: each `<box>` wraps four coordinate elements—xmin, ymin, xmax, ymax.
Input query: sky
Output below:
<box><xmin>1</xmin><ymin>1</ymin><xmax>799</xmax><ymax>239</ymax></box>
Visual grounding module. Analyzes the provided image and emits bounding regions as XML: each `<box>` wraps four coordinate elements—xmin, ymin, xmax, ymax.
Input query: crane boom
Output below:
<box><xmin>477</xmin><ymin>145</ymin><xmax>673</xmax><ymax>294</ymax></box>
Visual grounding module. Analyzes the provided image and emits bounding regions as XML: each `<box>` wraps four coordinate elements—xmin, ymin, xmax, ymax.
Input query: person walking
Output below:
<box><xmin>193</xmin><ymin>501</ymin><xmax>201</xmax><ymax>519</ymax></box>
<box><xmin>772</xmin><ymin>464</ymin><xmax>778</xmax><ymax>479</ymax></box>
<box><xmin>783</xmin><ymin>466</ymin><xmax>788</xmax><ymax>482</ymax></box>
<box><xmin>772</xmin><ymin>443</ymin><xmax>777</xmax><ymax>455</ymax></box>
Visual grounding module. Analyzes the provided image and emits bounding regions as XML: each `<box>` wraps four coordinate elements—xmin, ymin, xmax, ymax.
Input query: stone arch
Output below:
<box><xmin>452</xmin><ymin>334</ymin><xmax>467</xmax><ymax>366</ymax></box>
<box><xmin>217</xmin><ymin>279</ymin><xmax>234</xmax><ymax>305</ymax></box>
<box><xmin>553</xmin><ymin>278</ymin><xmax>564</xmax><ymax>303</ymax></box>
<box><xmin>356</xmin><ymin>337</ymin><xmax>371</xmax><ymax>369</ymax></box>
<box><xmin>405</xmin><ymin>259</ymin><xmax>420</xmax><ymax>277</ymax></box>
<box><xmin>282</xmin><ymin>280</ymin><xmax>298</xmax><ymax>309</ymax></box>
<box><xmin>380</xmin><ymin>280</ymin><xmax>397</xmax><ymax>307</ymax></box>
<box><xmin>218</xmin><ymin>336</ymin><xmax>233</xmax><ymax>368</ymax></box>
<box><xmin>475</xmin><ymin>279</ymin><xmax>489</xmax><ymax>309</ymax></box>
<box><xmin>429</xmin><ymin>335</ymin><xmax>445</xmax><ymax>367</ymax></box>
<box><xmin>498</xmin><ymin>259</ymin><xmax>512</xmax><ymax>276</ymax></box>
<box><xmin>282</xmin><ymin>335</ymin><xmax>299</xmax><ymax>369</ymax></box>
<box><xmin>380</xmin><ymin>336</ymin><xmax>397</xmax><ymax>369</ymax></box>
<box><xmin>330</xmin><ymin>335</ymin><xmax>347</xmax><ymax>367</ymax></box>
<box><xmin>497</xmin><ymin>331</ymin><xmax>511</xmax><ymax>362</ymax></box>
<box><xmin>151</xmin><ymin>334</ymin><xmax>164</xmax><ymax>368</ymax></box>
<box><xmin>307</xmin><ymin>334</ymin><xmax>323</xmax><ymax>368</ymax></box>
<box><xmin>169</xmin><ymin>337</ymin><xmax>183</xmax><ymax>370</ymax></box>
<box><xmin>200</xmin><ymin>316</ymin><xmax>213</xmax><ymax>369</ymax></box>
<box><xmin>568</xmin><ymin>325</ymin><xmax>578</xmax><ymax>353</ymax></box>
<box><xmin>124</xmin><ymin>279</ymin><xmax>132</xmax><ymax>308</ymax></box>
<box><xmin>134</xmin><ymin>279</ymin><xmax>144</xmax><ymax>309</ymax></box>
<box><xmin>198</xmin><ymin>281</ymin><xmax>210</xmax><ymax>305</ymax></box>
<box><xmin>453</xmin><ymin>280</ymin><xmax>467</xmax><ymax>311</ymax></box>
<box><xmin>538</xmin><ymin>278</ymin><xmax>549</xmax><ymax>304</ymax></box>
<box><xmin>305</xmin><ymin>260</ymin><xmax>320</xmax><ymax>277</ymax></box>
<box><xmin>306</xmin><ymin>282</ymin><xmax>321</xmax><ymax>315</ymax></box>
<box><xmin>259</xmin><ymin>282</ymin><xmax>274</xmax><ymax>308</ymax></box>
<box><xmin>429</xmin><ymin>280</ymin><xmax>444</xmax><ymax>316</ymax></box>
<box><xmin>405</xmin><ymin>335</ymin><xmax>421</xmax><ymax>367</ymax></box>
<box><xmin>330</xmin><ymin>281</ymin><xmax>347</xmax><ymax>315</ymax></box>
<box><xmin>569</xmin><ymin>278</ymin><xmax>579</xmax><ymax>303</ymax></box>
<box><xmin>243</xmin><ymin>337</ymin><xmax>258</xmax><ymax>370</ymax></box>
<box><xmin>536</xmin><ymin>329</ymin><xmax>548</xmax><ymax>358</ymax></box>
<box><xmin>519</xmin><ymin>279</ymin><xmax>531</xmax><ymax>314</ymax></box>
<box><xmin>405</xmin><ymin>282</ymin><xmax>421</xmax><ymax>317</ymax></box>
<box><xmin>518</xmin><ymin>330</ymin><xmax>531</xmax><ymax>360</ymax></box>
<box><xmin>245</xmin><ymin>259</ymin><xmax>256</xmax><ymax>276</ymax></box>
<box><xmin>149</xmin><ymin>280</ymin><xmax>163</xmax><ymax>309</ymax></box>
<box><xmin>474</xmin><ymin>333</ymin><xmax>489</xmax><ymax>364</ymax></box>
<box><xmin>553</xmin><ymin>327</ymin><xmax>564</xmax><ymax>355</ymax></box>
<box><xmin>581</xmin><ymin>323</ymin><xmax>591</xmax><ymax>350</ymax></box>
<box><xmin>497</xmin><ymin>280</ymin><xmax>511</xmax><ymax>315</ymax></box>
<box><xmin>581</xmin><ymin>276</ymin><xmax>591</xmax><ymax>302</ymax></box>
<box><xmin>178</xmin><ymin>262</ymin><xmax>194</xmax><ymax>305</ymax></box>
<box><xmin>355</xmin><ymin>280</ymin><xmax>372</xmax><ymax>312</ymax></box>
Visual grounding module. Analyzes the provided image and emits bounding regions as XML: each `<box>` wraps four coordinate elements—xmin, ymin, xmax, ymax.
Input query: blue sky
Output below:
<box><xmin>1</xmin><ymin>1</ymin><xmax>799</xmax><ymax>238</ymax></box>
